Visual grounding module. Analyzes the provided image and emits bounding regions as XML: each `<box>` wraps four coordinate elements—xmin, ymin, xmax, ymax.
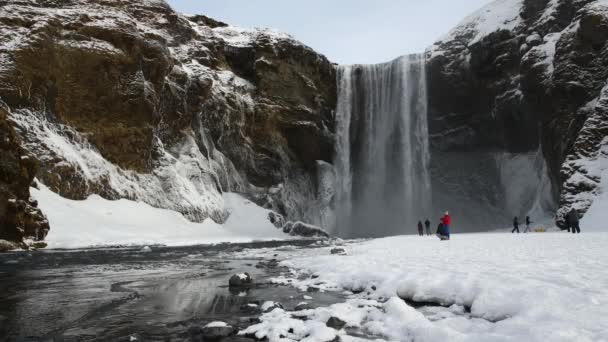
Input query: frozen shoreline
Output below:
<box><xmin>238</xmin><ymin>233</ymin><xmax>608</xmax><ymax>341</ymax></box>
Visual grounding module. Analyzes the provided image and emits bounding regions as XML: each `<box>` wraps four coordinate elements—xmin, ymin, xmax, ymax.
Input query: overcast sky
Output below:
<box><xmin>167</xmin><ymin>0</ymin><xmax>492</xmax><ymax>65</ymax></box>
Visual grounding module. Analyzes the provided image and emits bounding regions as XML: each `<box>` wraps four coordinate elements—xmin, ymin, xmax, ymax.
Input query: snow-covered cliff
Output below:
<box><xmin>427</xmin><ymin>0</ymin><xmax>608</xmax><ymax>227</ymax></box>
<box><xmin>0</xmin><ymin>0</ymin><xmax>335</xmax><ymax>245</ymax></box>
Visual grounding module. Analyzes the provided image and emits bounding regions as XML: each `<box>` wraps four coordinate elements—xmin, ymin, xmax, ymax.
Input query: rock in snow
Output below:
<box><xmin>200</xmin><ymin>321</ymin><xmax>235</xmax><ymax>340</ymax></box>
<box><xmin>325</xmin><ymin>316</ymin><xmax>346</xmax><ymax>330</ymax></box>
<box><xmin>330</xmin><ymin>247</ymin><xmax>347</xmax><ymax>255</ymax></box>
<box><xmin>261</xmin><ymin>301</ymin><xmax>284</xmax><ymax>313</ymax></box>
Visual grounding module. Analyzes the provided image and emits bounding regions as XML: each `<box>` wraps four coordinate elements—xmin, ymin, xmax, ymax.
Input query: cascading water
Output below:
<box><xmin>334</xmin><ymin>54</ymin><xmax>431</xmax><ymax>238</ymax></box>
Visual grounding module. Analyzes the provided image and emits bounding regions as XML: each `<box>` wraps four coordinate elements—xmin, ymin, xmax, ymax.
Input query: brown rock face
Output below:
<box><xmin>0</xmin><ymin>102</ymin><xmax>49</xmax><ymax>245</ymax></box>
<box><xmin>0</xmin><ymin>0</ymin><xmax>337</xmax><ymax>235</ymax></box>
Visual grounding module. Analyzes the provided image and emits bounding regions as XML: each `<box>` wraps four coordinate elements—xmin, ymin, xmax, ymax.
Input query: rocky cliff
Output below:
<box><xmin>0</xmin><ymin>102</ymin><xmax>49</xmax><ymax>248</ymax></box>
<box><xmin>427</xmin><ymin>0</ymin><xmax>608</xmax><ymax>227</ymax></box>
<box><xmin>0</xmin><ymin>0</ymin><xmax>336</xmax><ymax>245</ymax></box>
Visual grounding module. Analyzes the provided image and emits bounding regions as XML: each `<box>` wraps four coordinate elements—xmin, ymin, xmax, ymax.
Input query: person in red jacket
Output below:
<box><xmin>441</xmin><ymin>211</ymin><xmax>451</xmax><ymax>238</ymax></box>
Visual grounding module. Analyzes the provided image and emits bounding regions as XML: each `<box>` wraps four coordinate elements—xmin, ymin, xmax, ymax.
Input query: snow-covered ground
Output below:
<box><xmin>239</xmin><ymin>233</ymin><xmax>608</xmax><ymax>342</ymax></box>
<box><xmin>32</xmin><ymin>184</ymin><xmax>289</xmax><ymax>249</ymax></box>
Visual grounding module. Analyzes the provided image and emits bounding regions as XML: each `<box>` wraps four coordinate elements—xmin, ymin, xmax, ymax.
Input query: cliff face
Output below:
<box><xmin>0</xmin><ymin>102</ymin><xmax>48</xmax><ymax>245</ymax></box>
<box><xmin>0</xmin><ymin>0</ymin><xmax>336</xmax><ymax>244</ymax></box>
<box><xmin>427</xmin><ymin>0</ymin><xmax>608</xmax><ymax>227</ymax></box>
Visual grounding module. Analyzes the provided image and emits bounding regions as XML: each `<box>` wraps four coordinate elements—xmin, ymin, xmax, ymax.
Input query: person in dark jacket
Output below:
<box><xmin>436</xmin><ymin>220</ymin><xmax>449</xmax><ymax>240</ymax></box>
<box><xmin>512</xmin><ymin>216</ymin><xmax>520</xmax><ymax>233</ymax></box>
<box><xmin>524</xmin><ymin>216</ymin><xmax>532</xmax><ymax>233</ymax></box>
<box><xmin>424</xmin><ymin>219</ymin><xmax>431</xmax><ymax>236</ymax></box>
<box><xmin>417</xmin><ymin>221</ymin><xmax>424</xmax><ymax>236</ymax></box>
<box><xmin>567</xmin><ymin>208</ymin><xmax>580</xmax><ymax>234</ymax></box>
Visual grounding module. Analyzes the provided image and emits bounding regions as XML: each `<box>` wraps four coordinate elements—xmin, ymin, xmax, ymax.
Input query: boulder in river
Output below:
<box><xmin>228</xmin><ymin>273</ymin><xmax>253</xmax><ymax>287</ymax></box>
<box><xmin>201</xmin><ymin>321</ymin><xmax>235</xmax><ymax>340</ymax></box>
<box><xmin>261</xmin><ymin>301</ymin><xmax>284</xmax><ymax>313</ymax></box>
<box><xmin>294</xmin><ymin>302</ymin><xmax>312</xmax><ymax>311</ymax></box>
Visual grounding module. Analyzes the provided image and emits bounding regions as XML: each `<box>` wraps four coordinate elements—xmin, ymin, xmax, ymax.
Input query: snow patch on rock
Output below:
<box><xmin>430</xmin><ymin>0</ymin><xmax>523</xmax><ymax>57</ymax></box>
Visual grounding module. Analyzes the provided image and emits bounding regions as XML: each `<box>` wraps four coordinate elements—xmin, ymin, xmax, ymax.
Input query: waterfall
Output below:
<box><xmin>334</xmin><ymin>54</ymin><xmax>431</xmax><ymax>238</ymax></box>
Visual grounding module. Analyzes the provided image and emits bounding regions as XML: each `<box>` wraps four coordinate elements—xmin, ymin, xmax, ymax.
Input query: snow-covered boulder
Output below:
<box><xmin>200</xmin><ymin>321</ymin><xmax>235</xmax><ymax>340</ymax></box>
<box><xmin>261</xmin><ymin>301</ymin><xmax>284</xmax><ymax>313</ymax></box>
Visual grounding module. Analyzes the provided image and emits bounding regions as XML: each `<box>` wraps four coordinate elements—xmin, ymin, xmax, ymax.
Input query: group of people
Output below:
<box><xmin>512</xmin><ymin>208</ymin><xmax>582</xmax><ymax>234</ymax></box>
<box><xmin>511</xmin><ymin>216</ymin><xmax>533</xmax><ymax>233</ymax></box>
<box><xmin>417</xmin><ymin>212</ymin><xmax>451</xmax><ymax>240</ymax></box>
<box><xmin>416</xmin><ymin>209</ymin><xmax>582</xmax><ymax>239</ymax></box>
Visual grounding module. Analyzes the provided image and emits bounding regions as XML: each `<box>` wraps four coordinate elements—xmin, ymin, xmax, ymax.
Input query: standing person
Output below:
<box><xmin>424</xmin><ymin>218</ymin><xmax>431</xmax><ymax>236</ymax></box>
<box><xmin>436</xmin><ymin>219</ymin><xmax>449</xmax><ymax>240</ymax></box>
<box><xmin>441</xmin><ymin>211</ymin><xmax>451</xmax><ymax>238</ymax></box>
<box><xmin>512</xmin><ymin>216</ymin><xmax>520</xmax><ymax>233</ymax></box>
<box><xmin>567</xmin><ymin>208</ymin><xmax>580</xmax><ymax>234</ymax></box>
<box><xmin>417</xmin><ymin>221</ymin><xmax>424</xmax><ymax>236</ymax></box>
<box><xmin>524</xmin><ymin>216</ymin><xmax>532</xmax><ymax>233</ymax></box>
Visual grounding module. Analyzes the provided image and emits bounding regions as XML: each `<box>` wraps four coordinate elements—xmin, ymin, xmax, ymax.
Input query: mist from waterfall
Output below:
<box><xmin>334</xmin><ymin>54</ymin><xmax>431</xmax><ymax>238</ymax></box>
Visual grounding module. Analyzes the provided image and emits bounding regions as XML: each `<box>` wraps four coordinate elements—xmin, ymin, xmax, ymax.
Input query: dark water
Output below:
<box><xmin>0</xmin><ymin>240</ymin><xmax>343</xmax><ymax>341</ymax></box>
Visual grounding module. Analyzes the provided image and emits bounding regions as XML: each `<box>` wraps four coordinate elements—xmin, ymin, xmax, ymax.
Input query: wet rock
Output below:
<box><xmin>283</xmin><ymin>221</ymin><xmax>330</xmax><ymax>238</ymax></box>
<box><xmin>261</xmin><ymin>301</ymin><xmax>284</xmax><ymax>313</ymax></box>
<box><xmin>268</xmin><ymin>212</ymin><xmax>285</xmax><ymax>229</ymax></box>
<box><xmin>330</xmin><ymin>247</ymin><xmax>346</xmax><ymax>255</ymax></box>
<box><xmin>0</xmin><ymin>240</ymin><xmax>18</xmax><ymax>252</ymax></box>
<box><xmin>30</xmin><ymin>241</ymin><xmax>47</xmax><ymax>249</ymax></box>
<box><xmin>229</xmin><ymin>273</ymin><xmax>253</xmax><ymax>288</ymax></box>
<box><xmin>294</xmin><ymin>302</ymin><xmax>312</xmax><ymax>311</ymax></box>
<box><xmin>326</xmin><ymin>316</ymin><xmax>346</xmax><ymax>330</ymax></box>
<box><xmin>201</xmin><ymin>321</ymin><xmax>235</xmax><ymax>340</ymax></box>
<box><xmin>240</xmin><ymin>303</ymin><xmax>260</xmax><ymax>314</ymax></box>
<box><xmin>306</xmin><ymin>286</ymin><xmax>320</xmax><ymax>293</ymax></box>
<box><xmin>255</xmin><ymin>259</ymin><xmax>279</xmax><ymax>269</ymax></box>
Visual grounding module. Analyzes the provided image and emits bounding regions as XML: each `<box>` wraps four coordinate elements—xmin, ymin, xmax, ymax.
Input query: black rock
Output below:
<box><xmin>294</xmin><ymin>302</ymin><xmax>312</xmax><ymax>311</ymax></box>
<box><xmin>326</xmin><ymin>316</ymin><xmax>346</xmax><ymax>330</ymax></box>
<box><xmin>229</xmin><ymin>273</ymin><xmax>253</xmax><ymax>287</ymax></box>
<box><xmin>330</xmin><ymin>247</ymin><xmax>346</xmax><ymax>255</ymax></box>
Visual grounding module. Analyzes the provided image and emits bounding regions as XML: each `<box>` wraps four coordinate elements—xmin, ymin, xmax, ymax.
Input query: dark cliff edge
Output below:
<box><xmin>427</xmin><ymin>0</ymin><xmax>608</xmax><ymax>228</ymax></box>
<box><xmin>0</xmin><ymin>0</ymin><xmax>336</xmax><ymax>246</ymax></box>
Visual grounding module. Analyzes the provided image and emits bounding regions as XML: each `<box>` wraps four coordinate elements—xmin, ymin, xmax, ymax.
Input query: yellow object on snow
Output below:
<box><xmin>535</xmin><ymin>227</ymin><xmax>546</xmax><ymax>233</ymax></box>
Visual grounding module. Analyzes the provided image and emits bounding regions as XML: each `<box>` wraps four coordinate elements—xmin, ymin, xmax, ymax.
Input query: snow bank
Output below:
<box><xmin>258</xmin><ymin>233</ymin><xmax>608</xmax><ymax>341</ymax></box>
<box><xmin>33</xmin><ymin>184</ymin><xmax>288</xmax><ymax>249</ymax></box>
